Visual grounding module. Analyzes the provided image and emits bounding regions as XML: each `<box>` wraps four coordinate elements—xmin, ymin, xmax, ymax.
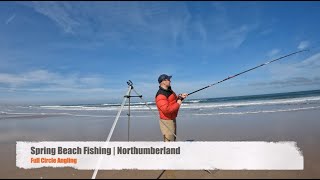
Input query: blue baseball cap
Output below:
<box><xmin>158</xmin><ymin>74</ymin><xmax>172</xmax><ymax>83</ymax></box>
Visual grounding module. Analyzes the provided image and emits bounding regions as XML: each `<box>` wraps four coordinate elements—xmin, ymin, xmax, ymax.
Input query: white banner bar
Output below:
<box><xmin>16</xmin><ymin>141</ymin><xmax>303</xmax><ymax>170</ymax></box>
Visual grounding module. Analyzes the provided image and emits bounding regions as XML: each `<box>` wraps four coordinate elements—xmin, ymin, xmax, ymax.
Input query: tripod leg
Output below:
<box><xmin>205</xmin><ymin>169</ymin><xmax>212</xmax><ymax>174</ymax></box>
<box><xmin>156</xmin><ymin>170</ymin><xmax>166</xmax><ymax>179</ymax></box>
<box><xmin>91</xmin><ymin>86</ymin><xmax>132</xmax><ymax>179</ymax></box>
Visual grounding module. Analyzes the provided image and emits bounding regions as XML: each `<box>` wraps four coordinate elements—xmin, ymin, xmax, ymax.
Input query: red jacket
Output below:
<box><xmin>155</xmin><ymin>86</ymin><xmax>180</xmax><ymax>120</ymax></box>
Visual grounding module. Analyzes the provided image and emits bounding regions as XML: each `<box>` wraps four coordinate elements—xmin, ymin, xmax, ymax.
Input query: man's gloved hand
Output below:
<box><xmin>177</xmin><ymin>94</ymin><xmax>184</xmax><ymax>101</ymax></box>
<box><xmin>177</xmin><ymin>93</ymin><xmax>188</xmax><ymax>101</ymax></box>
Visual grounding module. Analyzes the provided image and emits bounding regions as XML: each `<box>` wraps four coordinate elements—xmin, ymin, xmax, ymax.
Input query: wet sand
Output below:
<box><xmin>0</xmin><ymin>109</ymin><xmax>320</xmax><ymax>178</ymax></box>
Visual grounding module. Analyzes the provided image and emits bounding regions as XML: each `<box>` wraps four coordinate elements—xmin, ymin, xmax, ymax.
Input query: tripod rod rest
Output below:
<box><xmin>127</xmin><ymin>80</ymin><xmax>133</xmax><ymax>89</ymax></box>
<box><xmin>124</xmin><ymin>95</ymin><xmax>142</xmax><ymax>98</ymax></box>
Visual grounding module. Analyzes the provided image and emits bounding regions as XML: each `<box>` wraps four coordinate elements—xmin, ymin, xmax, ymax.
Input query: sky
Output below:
<box><xmin>1</xmin><ymin>1</ymin><xmax>320</xmax><ymax>105</ymax></box>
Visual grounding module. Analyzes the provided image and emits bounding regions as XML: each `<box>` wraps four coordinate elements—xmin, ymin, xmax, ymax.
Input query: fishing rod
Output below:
<box><xmin>188</xmin><ymin>49</ymin><xmax>309</xmax><ymax>96</ymax></box>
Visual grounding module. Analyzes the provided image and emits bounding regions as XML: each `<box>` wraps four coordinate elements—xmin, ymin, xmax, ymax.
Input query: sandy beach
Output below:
<box><xmin>1</xmin><ymin>106</ymin><xmax>320</xmax><ymax>179</ymax></box>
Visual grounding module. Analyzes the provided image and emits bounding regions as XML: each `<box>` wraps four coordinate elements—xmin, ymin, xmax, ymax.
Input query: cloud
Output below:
<box><xmin>0</xmin><ymin>69</ymin><xmax>217</xmax><ymax>104</ymax></box>
<box><xmin>1</xmin><ymin>87</ymin><xmax>115</xmax><ymax>94</ymax></box>
<box><xmin>298</xmin><ymin>41</ymin><xmax>309</xmax><ymax>50</ymax></box>
<box><xmin>25</xmin><ymin>2</ymin><xmax>187</xmax><ymax>36</ymax></box>
<box><xmin>194</xmin><ymin>2</ymin><xmax>260</xmax><ymax>51</ymax></box>
<box><xmin>298</xmin><ymin>52</ymin><xmax>320</xmax><ymax>68</ymax></box>
<box><xmin>21</xmin><ymin>2</ymin><xmax>258</xmax><ymax>53</ymax></box>
<box><xmin>28</xmin><ymin>2</ymin><xmax>80</xmax><ymax>34</ymax></box>
<box><xmin>267</xmin><ymin>49</ymin><xmax>280</xmax><ymax>57</ymax></box>
<box><xmin>217</xmin><ymin>25</ymin><xmax>251</xmax><ymax>49</ymax></box>
<box><xmin>5</xmin><ymin>14</ymin><xmax>16</xmax><ymax>25</ymax></box>
<box><xmin>260</xmin><ymin>28</ymin><xmax>273</xmax><ymax>36</ymax></box>
<box><xmin>0</xmin><ymin>69</ymin><xmax>106</xmax><ymax>89</ymax></box>
<box><xmin>249</xmin><ymin>52</ymin><xmax>320</xmax><ymax>88</ymax></box>
<box><xmin>249</xmin><ymin>76</ymin><xmax>320</xmax><ymax>87</ymax></box>
<box><xmin>0</xmin><ymin>69</ymin><xmax>125</xmax><ymax>104</ymax></box>
<box><xmin>17</xmin><ymin>2</ymin><xmax>189</xmax><ymax>55</ymax></box>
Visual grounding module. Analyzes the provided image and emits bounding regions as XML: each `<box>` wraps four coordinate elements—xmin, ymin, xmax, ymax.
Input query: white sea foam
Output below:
<box><xmin>34</xmin><ymin>96</ymin><xmax>320</xmax><ymax>111</ymax></box>
<box><xmin>193</xmin><ymin>106</ymin><xmax>320</xmax><ymax>116</ymax></box>
<box><xmin>39</xmin><ymin>106</ymin><xmax>119</xmax><ymax>111</ymax></box>
<box><xmin>180</xmin><ymin>96</ymin><xmax>320</xmax><ymax>109</ymax></box>
<box><xmin>185</xmin><ymin>100</ymin><xmax>201</xmax><ymax>103</ymax></box>
<box><xmin>0</xmin><ymin>111</ymin><xmax>152</xmax><ymax>118</ymax></box>
<box><xmin>39</xmin><ymin>105</ymin><xmax>156</xmax><ymax>111</ymax></box>
<box><xmin>2</xmin><ymin>105</ymin><xmax>320</xmax><ymax>119</ymax></box>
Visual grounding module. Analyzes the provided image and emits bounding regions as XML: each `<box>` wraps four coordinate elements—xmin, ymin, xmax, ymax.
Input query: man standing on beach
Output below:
<box><xmin>155</xmin><ymin>74</ymin><xmax>188</xmax><ymax>142</ymax></box>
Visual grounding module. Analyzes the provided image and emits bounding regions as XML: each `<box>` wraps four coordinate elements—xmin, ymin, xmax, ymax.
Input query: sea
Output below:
<box><xmin>1</xmin><ymin>89</ymin><xmax>320</xmax><ymax>118</ymax></box>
